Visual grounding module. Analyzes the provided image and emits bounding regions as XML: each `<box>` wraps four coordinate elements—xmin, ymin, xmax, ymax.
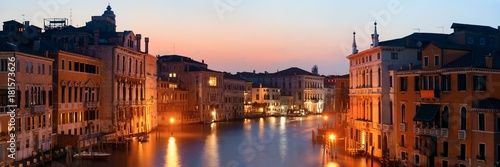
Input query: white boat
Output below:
<box><xmin>138</xmin><ymin>135</ymin><xmax>149</xmax><ymax>142</ymax></box>
<box><xmin>73</xmin><ymin>152</ymin><xmax>111</xmax><ymax>160</ymax></box>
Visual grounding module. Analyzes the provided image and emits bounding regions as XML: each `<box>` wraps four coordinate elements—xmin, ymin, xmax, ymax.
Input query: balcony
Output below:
<box><xmin>458</xmin><ymin>130</ymin><xmax>466</xmax><ymax>140</ymax></box>
<box><xmin>399</xmin><ymin>123</ymin><xmax>406</xmax><ymax>131</ymax></box>
<box><xmin>84</xmin><ymin>102</ymin><xmax>98</xmax><ymax>108</ymax></box>
<box><xmin>476</xmin><ymin>155</ymin><xmax>485</xmax><ymax>161</ymax></box>
<box><xmin>441</xmin><ymin>128</ymin><xmax>448</xmax><ymax>138</ymax></box>
<box><xmin>420</xmin><ymin>89</ymin><xmax>439</xmax><ymax>99</ymax></box>
<box><xmin>413</xmin><ymin>124</ymin><xmax>441</xmax><ymax>137</ymax></box>
<box><xmin>30</xmin><ymin>105</ymin><xmax>46</xmax><ymax>114</ymax></box>
<box><xmin>382</xmin><ymin>124</ymin><xmax>393</xmax><ymax>132</ymax></box>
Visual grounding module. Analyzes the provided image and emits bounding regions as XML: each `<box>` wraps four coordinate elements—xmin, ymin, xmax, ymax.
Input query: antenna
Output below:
<box><xmin>22</xmin><ymin>14</ymin><xmax>25</xmax><ymax>22</ymax></box>
<box><xmin>413</xmin><ymin>28</ymin><xmax>420</xmax><ymax>32</ymax></box>
<box><xmin>436</xmin><ymin>26</ymin><xmax>444</xmax><ymax>33</ymax></box>
<box><xmin>70</xmin><ymin>9</ymin><xmax>73</xmax><ymax>25</ymax></box>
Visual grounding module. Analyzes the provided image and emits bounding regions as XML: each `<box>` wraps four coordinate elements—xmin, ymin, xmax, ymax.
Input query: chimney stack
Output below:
<box><xmin>485</xmin><ymin>54</ymin><xmax>493</xmax><ymax>68</ymax></box>
<box><xmin>145</xmin><ymin>37</ymin><xmax>149</xmax><ymax>54</ymax></box>
<box><xmin>34</xmin><ymin>38</ymin><xmax>40</xmax><ymax>51</ymax></box>
<box><xmin>409</xmin><ymin>63</ymin><xmax>413</xmax><ymax>70</ymax></box>
<box><xmin>202</xmin><ymin>60</ymin><xmax>204</xmax><ymax>64</ymax></box>
<box><xmin>93</xmin><ymin>29</ymin><xmax>100</xmax><ymax>45</ymax></box>
<box><xmin>253</xmin><ymin>70</ymin><xmax>255</xmax><ymax>74</ymax></box>
<box><xmin>24</xmin><ymin>21</ymin><xmax>30</xmax><ymax>28</ymax></box>
<box><xmin>136</xmin><ymin>34</ymin><xmax>142</xmax><ymax>52</ymax></box>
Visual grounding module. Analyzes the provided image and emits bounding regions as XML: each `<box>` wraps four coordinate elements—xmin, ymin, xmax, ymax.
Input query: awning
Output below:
<box><xmin>413</xmin><ymin>104</ymin><xmax>440</xmax><ymax>122</ymax></box>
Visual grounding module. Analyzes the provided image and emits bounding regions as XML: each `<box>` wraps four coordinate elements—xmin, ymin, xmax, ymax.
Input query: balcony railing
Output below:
<box><xmin>441</xmin><ymin>128</ymin><xmax>448</xmax><ymax>138</ymax></box>
<box><xmin>476</xmin><ymin>155</ymin><xmax>485</xmax><ymax>161</ymax></box>
<box><xmin>413</xmin><ymin>124</ymin><xmax>441</xmax><ymax>137</ymax></box>
<box><xmin>30</xmin><ymin>105</ymin><xmax>46</xmax><ymax>114</ymax></box>
<box><xmin>458</xmin><ymin>130</ymin><xmax>466</xmax><ymax>140</ymax></box>
<box><xmin>399</xmin><ymin>123</ymin><xmax>406</xmax><ymax>131</ymax></box>
<box><xmin>84</xmin><ymin>102</ymin><xmax>98</xmax><ymax>108</ymax></box>
<box><xmin>382</xmin><ymin>124</ymin><xmax>393</xmax><ymax>132</ymax></box>
<box><xmin>420</xmin><ymin>89</ymin><xmax>440</xmax><ymax>99</ymax></box>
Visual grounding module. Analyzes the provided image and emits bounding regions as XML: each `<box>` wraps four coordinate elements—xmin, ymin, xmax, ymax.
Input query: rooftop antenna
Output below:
<box><xmin>436</xmin><ymin>26</ymin><xmax>444</xmax><ymax>33</ymax></box>
<box><xmin>70</xmin><ymin>9</ymin><xmax>73</xmax><ymax>25</ymax></box>
<box><xmin>22</xmin><ymin>14</ymin><xmax>25</xmax><ymax>22</ymax></box>
<box><xmin>413</xmin><ymin>28</ymin><xmax>420</xmax><ymax>32</ymax></box>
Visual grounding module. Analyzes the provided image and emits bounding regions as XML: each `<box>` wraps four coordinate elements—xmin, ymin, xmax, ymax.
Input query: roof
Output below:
<box><xmin>187</xmin><ymin>65</ymin><xmax>220</xmax><ymax>73</ymax></box>
<box><xmin>451</xmin><ymin>23</ymin><xmax>498</xmax><ymax>34</ymax></box>
<box><xmin>157</xmin><ymin>55</ymin><xmax>206</xmax><ymax>65</ymax></box>
<box><xmin>273</xmin><ymin>67</ymin><xmax>317</xmax><ymax>76</ymax></box>
<box><xmin>252</xmin><ymin>82</ymin><xmax>279</xmax><ymax>88</ymax></box>
<box><xmin>378</xmin><ymin>33</ymin><xmax>449</xmax><ymax>49</ymax></box>
<box><xmin>223</xmin><ymin>73</ymin><xmax>248</xmax><ymax>81</ymax></box>
<box><xmin>443</xmin><ymin>50</ymin><xmax>500</xmax><ymax>69</ymax></box>
<box><xmin>413</xmin><ymin>104</ymin><xmax>440</xmax><ymax>122</ymax></box>
<box><xmin>472</xmin><ymin>98</ymin><xmax>500</xmax><ymax>110</ymax></box>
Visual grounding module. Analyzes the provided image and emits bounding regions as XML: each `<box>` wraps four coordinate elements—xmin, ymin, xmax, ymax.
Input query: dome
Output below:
<box><xmin>102</xmin><ymin>4</ymin><xmax>115</xmax><ymax>18</ymax></box>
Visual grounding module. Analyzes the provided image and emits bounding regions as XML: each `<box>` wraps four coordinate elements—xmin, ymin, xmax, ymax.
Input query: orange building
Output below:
<box><xmin>394</xmin><ymin>23</ymin><xmax>500</xmax><ymax>167</ymax></box>
<box><xmin>157</xmin><ymin>81</ymin><xmax>191</xmax><ymax>125</ymax></box>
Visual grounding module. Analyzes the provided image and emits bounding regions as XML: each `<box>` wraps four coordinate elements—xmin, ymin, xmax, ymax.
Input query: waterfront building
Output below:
<box><xmin>0</xmin><ymin>37</ymin><xmax>54</xmax><ymax>162</ymax></box>
<box><xmin>346</xmin><ymin>22</ymin><xmax>450</xmax><ymax>160</ymax></box>
<box><xmin>251</xmin><ymin>83</ymin><xmax>281</xmax><ymax>116</ymax></box>
<box><xmin>394</xmin><ymin>23</ymin><xmax>500</xmax><ymax>167</ymax></box>
<box><xmin>222</xmin><ymin>73</ymin><xmax>249</xmax><ymax>120</ymax></box>
<box><xmin>157</xmin><ymin>81</ymin><xmax>190</xmax><ymax>126</ymax></box>
<box><xmin>324</xmin><ymin>74</ymin><xmax>349</xmax><ymax>129</ymax></box>
<box><xmin>157</xmin><ymin>55</ymin><xmax>224</xmax><ymax>122</ymax></box>
<box><xmin>238</xmin><ymin>67</ymin><xmax>325</xmax><ymax>114</ymax></box>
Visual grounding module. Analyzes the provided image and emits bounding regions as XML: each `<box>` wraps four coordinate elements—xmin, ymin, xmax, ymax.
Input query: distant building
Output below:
<box><xmin>222</xmin><ymin>73</ymin><xmax>249</xmax><ymax>120</ymax></box>
<box><xmin>251</xmin><ymin>83</ymin><xmax>281</xmax><ymax>116</ymax></box>
<box><xmin>157</xmin><ymin>81</ymin><xmax>190</xmax><ymax>126</ymax></box>
<box><xmin>324</xmin><ymin>74</ymin><xmax>349</xmax><ymax>129</ymax></box>
<box><xmin>238</xmin><ymin>67</ymin><xmax>325</xmax><ymax>114</ymax></box>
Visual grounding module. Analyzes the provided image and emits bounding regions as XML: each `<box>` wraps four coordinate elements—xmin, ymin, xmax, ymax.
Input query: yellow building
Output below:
<box><xmin>157</xmin><ymin>81</ymin><xmax>191</xmax><ymax>125</ymax></box>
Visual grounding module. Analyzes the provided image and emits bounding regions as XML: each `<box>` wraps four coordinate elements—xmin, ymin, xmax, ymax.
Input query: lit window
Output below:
<box><xmin>209</xmin><ymin>77</ymin><xmax>217</xmax><ymax>86</ymax></box>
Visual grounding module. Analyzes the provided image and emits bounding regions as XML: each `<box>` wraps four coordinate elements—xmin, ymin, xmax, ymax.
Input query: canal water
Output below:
<box><xmin>61</xmin><ymin>115</ymin><xmax>381</xmax><ymax>167</ymax></box>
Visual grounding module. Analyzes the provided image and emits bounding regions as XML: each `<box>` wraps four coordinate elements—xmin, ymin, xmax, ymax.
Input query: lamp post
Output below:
<box><xmin>169</xmin><ymin>117</ymin><xmax>174</xmax><ymax>135</ymax></box>
<box><xmin>324</xmin><ymin>116</ymin><xmax>328</xmax><ymax>128</ymax></box>
<box><xmin>329</xmin><ymin>134</ymin><xmax>336</xmax><ymax>159</ymax></box>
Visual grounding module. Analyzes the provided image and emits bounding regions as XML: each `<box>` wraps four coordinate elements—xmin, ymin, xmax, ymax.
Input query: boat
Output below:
<box><xmin>73</xmin><ymin>151</ymin><xmax>111</xmax><ymax>160</ymax></box>
<box><xmin>204</xmin><ymin>120</ymin><xmax>214</xmax><ymax>124</ymax></box>
<box><xmin>138</xmin><ymin>135</ymin><xmax>149</xmax><ymax>142</ymax></box>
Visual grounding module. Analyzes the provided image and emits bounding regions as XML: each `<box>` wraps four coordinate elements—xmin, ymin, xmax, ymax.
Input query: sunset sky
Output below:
<box><xmin>1</xmin><ymin>0</ymin><xmax>499</xmax><ymax>75</ymax></box>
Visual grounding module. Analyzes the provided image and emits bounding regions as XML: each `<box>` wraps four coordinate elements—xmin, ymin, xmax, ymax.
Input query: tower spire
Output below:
<box><xmin>352</xmin><ymin>31</ymin><xmax>358</xmax><ymax>54</ymax></box>
<box><xmin>371</xmin><ymin>22</ymin><xmax>379</xmax><ymax>47</ymax></box>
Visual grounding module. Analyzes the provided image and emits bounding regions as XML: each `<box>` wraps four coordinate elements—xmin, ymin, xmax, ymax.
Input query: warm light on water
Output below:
<box><xmin>166</xmin><ymin>137</ymin><xmax>179</xmax><ymax>167</ymax></box>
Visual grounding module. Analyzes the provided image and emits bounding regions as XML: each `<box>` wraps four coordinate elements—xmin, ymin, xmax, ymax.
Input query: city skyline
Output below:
<box><xmin>1</xmin><ymin>0</ymin><xmax>499</xmax><ymax>75</ymax></box>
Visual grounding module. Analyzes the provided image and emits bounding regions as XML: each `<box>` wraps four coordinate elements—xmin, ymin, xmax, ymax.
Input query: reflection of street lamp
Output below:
<box><xmin>169</xmin><ymin>117</ymin><xmax>174</xmax><ymax>135</ymax></box>
<box><xmin>329</xmin><ymin>134</ymin><xmax>336</xmax><ymax>159</ymax></box>
<box><xmin>211</xmin><ymin>111</ymin><xmax>216</xmax><ymax>122</ymax></box>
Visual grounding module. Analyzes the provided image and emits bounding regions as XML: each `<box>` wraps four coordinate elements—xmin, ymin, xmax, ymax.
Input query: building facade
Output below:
<box><xmin>222</xmin><ymin>73</ymin><xmax>248</xmax><ymax>120</ymax></box>
<box><xmin>251</xmin><ymin>83</ymin><xmax>281</xmax><ymax>116</ymax></box>
<box><xmin>157</xmin><ymin>81</ymin><xmax>190</xmax><ymax>126</ymax></box>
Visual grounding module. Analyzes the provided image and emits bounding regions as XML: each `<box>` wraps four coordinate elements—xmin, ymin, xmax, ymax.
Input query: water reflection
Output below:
<box><xmin>202</xmin><ymin>128</ymin><xmax>219</xmax><ymax>167</ymax></box>
<box><xmin>166</xmin><ymin>137</ymin><xmax>179</xmax><ymax>167</ymax></box>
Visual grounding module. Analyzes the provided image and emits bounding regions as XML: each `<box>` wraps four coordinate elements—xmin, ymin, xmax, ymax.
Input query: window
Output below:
<box><xmin>424</xmin><ymin>57</ymin><xmax>429</xmax><ymax>66</ymax></box>
<box><xmin>62</xmin><ymin>60</ymin><xmax>65</xmax><ymax>70</ymax></box>
<box><xmin>459</xmin><ymin>144</ymin><xmax>466</xmax><ymax>160</ymax></box>
<box><xmin>209</xmin><ymin>77</ymin><xmax>217</xmax><ymax>86</ymax></box>
<box><xmin>478</xmin><ymin>143</ymin><xmax>485</xmax><ymax>160</ymax></box>
<box><xmin>400</xmin><ymin>77</ymin><xmax>407</xmax><ymax>91</ymax></box>
<box><xmin>401</xmin><ymin>104</ymin><xmax>406</xmax><ymax>123</ymax></box>
<box><xmin>377</xmin><ymin>135</ymin><xmax>381</xmax><ymax>149</ymax></box>
<box><xmin>414</xmin><ymin>154</ymin><xmax>420</xmax><ymax>165</ymax></box>
<box><xmin>497</xmin><ymin>145</ymin><xmax>500</xmax><ymax>162</ymax></box>
<box><xmin>400</xmin><ymin>135</ymin><xmax>405</xmax><ymax>147</ymax></box>
<box><xmin>49</xmin><ymin>65</ymin><xmax>52</xmax><ymax>75</ymax></box>
<box><xmin>389</xmin><ymin>76</ymin><xmax>393</xmax><ymax>88</ymax></box>
<box><xmin>26</xmin><ymin>139</ymin><xmax>29</xmax><ymax>148</ymax></box>
<box><xmin>442</xmin><ymin>106</ymin><xmax>449</xmax><ymax>128</ymax></box>
<box><xmin>417</xmin><ymin>51</ymin><xmax>422</xmax><ymax>60</ymax></box>
<box><xmin>69</xmin><ymin>61</ymin><xmax>72</xmax><ymax>71</ymax></box>
<box><xmin>478</xmin><ymin>113</ymin><xmax>485</xmax><ymax>131</ymax></box>
<box><xmin>0</xmin><ymin>59</ymin><xmax>7</xmax><ymax>71</ymax></box>
<box><xmin>414</xmin><ymin>76</ymin><xmax>420</xmax><ymax>91</ymax></box>
<box><xmin>42</xmin><ymin>64</ymin><xmax>45</xmax><ymax>75</ymax></box>
<box><xmin>75</xmin><ymin>62</ymin><xmax>79</xmax><ymax>71</ymax></box>
<box><xmin>473</xmin><ymin>75</ymin><xmax>486</xmax><ymax>91</ymax></box>
<box><xmin>16</xmin><ymin>59</ymin><xmax>20</xmax><ymax>72</ymax></box>
<box><xmin>256</xmin><ymin>94</ymin><xmax>259</xmax><ymax>100</ymax></box>
<box><xmin>460</xmin><ymin>107</ymin><xmax>466</xmax><ymax>130</ymax></box>
<box><xmin>414</xmin><ymin>137</ymin><xmax>419</xmax><ymax>150</ymax></box>
<box><xmin>401</xmin><ymin>152</ymin><xmax>407</xmax><ymax>161</ymax></box>
<box><xmin>25</xmin><ymin>61</ymin><xmax>29</xmax><ymax>73</ymax></box>
<box><xmin>391</xmin><ymin>53</ymin><xmax>398</xmax><ymax>60</ymax></box>
<box><xmin>434</xmin><ymin>55</ymin><xmax>439</xmax><ymax>66</ymax></box>
<box><xmin>68</xmin><ymin>87</ymin><xmax>72</xmax><ymax>103</ymax></box>
<box><xmin>480</xmin><ymin>38</ymin><xmax>486</xmax><ymax>45</ymax></box>
<box><xmin>30</xmin><ymin>62</ymin><xmax>33</xmax><ymax>73</ymax></box>
<box><xmin>441</xmin><ymin>160</ymin><xmax>448</xmax><ymax>167</ymax></box>
<box><xmin>467</xmin><ymin>37</ymin><xmax>473</xmax><ymax>44</ymax></box>
<box><xmin>458</xmin><ymin>74</ymin><xmax>466</xmax><ymax>91</ymax></box>
<box><xmin>497</xmin><ymin>117</ymin><xmax>500</xmax><ymax>132</ymax></box>
<box><xmin>442</xmin><ymin>141</ymin><xmax>448</xmax><ymax>157</ymax></box>
<box><xmin>441</xmin><ymin>75</ymin><xmax>450</xmax><ymax>91</ymax></box>
<box><xmin>377</xmin><ymin>53</ymin><xmax>380</xmax><ymax>59</ymax></box>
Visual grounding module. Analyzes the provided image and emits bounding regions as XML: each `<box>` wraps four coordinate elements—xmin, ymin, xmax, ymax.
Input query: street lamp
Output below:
<box><xmin>329</xmin><ymin>134</ymin><xmax>336</xmax><ymax>159</ymax></box>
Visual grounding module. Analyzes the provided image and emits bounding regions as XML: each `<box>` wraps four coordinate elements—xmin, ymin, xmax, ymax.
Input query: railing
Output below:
<box><xmin>458</xmin><ymin>130</ymin><xmax>466</xmax><ymax>140</ymax></box>
<box><xmin>413</xmin><ymin>125</ymin><xmax>441</xmax><ymax>137</ymax></box>
<box><xmin>399</xmin><ymin>123</ymin><xmax>406</xmax><ymax>131</ymax></box>
<box><xmin>441</xmin><ymin>128</ymin><xmax>448</xmax><ymax>138</ymax></box>
<box><xmin>84</xmin><ymin>102</ymin><xmax>98</xmax><ymax>108</ymax></box>
<box><xmin>30</xmin><ymin>105</ymin><xmax>46</xmax><ymax>114</ymax></box>
<box><xmin>382</xmin><ymin>124</ymin><xmax>393</xmax><ymax>132</ymax></box>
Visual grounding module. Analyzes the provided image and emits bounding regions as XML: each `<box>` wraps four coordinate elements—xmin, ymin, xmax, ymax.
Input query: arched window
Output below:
<box><xmin>401</xmin><ymin>104</ymin><xmax>406</xmax><ymax>123</ymax></box>
<box><xmin>441</xmin><ymin>106</ymin><xmax>449</xmax><ymax>128</ymax></box>
<box><xmin>389</xmin><ymin>101</ymin><xmax>393</xmax><ymax>124</ymax></box>
<box><xmin>460</xmin><ymin>107</ymin><xmax>466</xmax><ymax>130</ymax></box>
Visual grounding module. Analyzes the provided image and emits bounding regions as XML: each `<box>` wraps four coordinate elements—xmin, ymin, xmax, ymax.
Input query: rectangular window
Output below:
<box><xmin>442</xmin><ymin>75</ymin><xmax>451</xmax><ymax>91</ymax></box>
<box><xmin>69</xmin><ymin>61</ymin><xmax>72</xmax><ymax>71</ymax></box>
<box><xmin>400</xmin><ymin>77</ymin><xmax>407</xmax><ymax>92</ymax></box>
<box><xmin>478</xmin><ymin>143</ymin><xmax>485</xmax><ymax>160</ymax></box>
<box><xmin>389</xmin><ymin>76</ymin><xmax>393</xmax><ymax>88</ymax></box>
<box><xmin>377</xmin><ymin>53</ymin><xmax>380</xmax><ymax>59</ymax></box>
<box><xmin>473</xmin><ymin>75</ymin><xmax>486</xmax><ymax>91</ymax></box>
<box><xmin>25</xmin><ymin>61</ymin><xmax>29</xmax><ymax>73</ymax></box>
<box><xmin>442</xmin><ymin>141</ymin><xmax>448</xmax><ymax>157</ymax></box>
<box><xmin>497</xmin><ymin>117</ymin><xmax>500</xmax><ymax>132</ymax></box>
<box><xmin>49</xmin><ymin>65</ymin><xmax>52</xmax><ymax>75</ymax></box>
<box><xmin>390</xmin><ymin>52</ymin><xmax>398</xmax><ymax>60</ymax></box>
<box><xmin>458</xmin><ymin>74</ymin><xmax>466</xmax><ymax>91</ymax></box>
<box><xmin>0</xmin><ymin>59</ymin><xmax>8</xmax><ymax>71</ymax></box>
<box><xmin>414</xmin><ymin>154</ymin><xmax>420</xmax><ymax>165</ymax></box>
<box><xmin>414</xmin><ymin>76</ymin><xmax>420</xmax><ymax>91</ymax></box>
<box><xmin>434</xmin><ymin>55</ymin><xmax>439</xmax><ymax>66</ymax></box>
<box><xmin>209</xmin><ymin>77</ymin><xmax>217</xmax><ymax>86</ymax></box>
<box><xmin>459</xmin><ymin>144</ymin><xmax>466</xmax><ymax>160</ymax></box>
<box><xmin>400</xmin><ymin>135</ymin><xmax>405</xmax><ymax>147</ymax></box>
<box><xmin>377</xmin><ymin>135</ymin><xmax>381</xmax><ymax>149</ymax></box>
<box><xmin>414</xmin><ymin>137</ymin><xmax>419</xmax><ymax>150</ymax></box>
<box><xmin>62</xmin><ymin>60</ymin><xmax>65</xmax><ymax>70</ymax></box>
<box><xmin>424</xmin><ymin>57</ymin><xmax>429</xmax><ymax>66</ymax></box>
<box><xmin>37</xmin><ymin>63</ymin><xmax>41</xmax><ymax>74</ymax></box>
<box><xmin>401</xmin><ymin>152</ymin><xmax>406</xmax><ymax>160</ymax></box>
<box><xmin>442</xmin><ymin>160</ymin><xmax>448</xmax><ymax>167</ymax></box>
<box><xmin>61</xmin><ymin>87</ymin><xmax>65</xmax><ymax>103</ymax></box>
<box><xmin>478</xmin><ymin>113</ymin><xmax>485</xmax><ymax>131</ymax></box>
<box><xmin>497</xmin><ymin>145</ymin><xmax>500</xmax><ymax>162</ymax></box>
<box><xmin>42</xmin><ymin>64</ymin><xmax>45</xmax><ymax>75</ymax></box>
<box><xmin>68</xmin><ymin>87</ymin><xmax>72</xmax><ymax>103</ymax></box>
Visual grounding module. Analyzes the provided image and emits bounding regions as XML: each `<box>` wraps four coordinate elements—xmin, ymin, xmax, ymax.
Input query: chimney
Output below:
<box><xmin>409</xmin><ymin>63</ymin><xmax>413</xmax><ymax>70</ymax></box>
<box><xmin>24</xmin><ymin>21</ymin><xmax>30</xmax><ymax>28</ymax></box>
<box><xmin>145</xmin><ymin>37</ymin><xmax>149</xmax><ymax>54</ymax></box>
<box><xmin>485</xmin><ymin>54</ymin><xmax>493</xmax><ymax>68</ymax></box>
<box><xmin>93</xmin><ymin>29</ymin><xmax>100</xmax><ymax>45</ymax></box>
<box><xmin>136</xmin><ymin>34</ymin><xmax>142</xmax><ymax>52</ymax></box>
<box><xmin>202</xmin><ymin>60</ymin><xmax>204</xmax><ymax>64</ymax></box>
<box><xmin>253</xmin><ymin>70</ymin><xmax>255</xmax><ymax>74</ymax></box>
<box><xmin>34</xmin><ymin>38</ymin><xmax>40</xmax><ymax>51</ymax></box>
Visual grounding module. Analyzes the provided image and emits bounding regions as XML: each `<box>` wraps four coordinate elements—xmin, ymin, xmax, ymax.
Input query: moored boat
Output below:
<box><xmin>73</xmin><ymin>152</ymin><xmax>111</xmax><ymax>160</ymax></box>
